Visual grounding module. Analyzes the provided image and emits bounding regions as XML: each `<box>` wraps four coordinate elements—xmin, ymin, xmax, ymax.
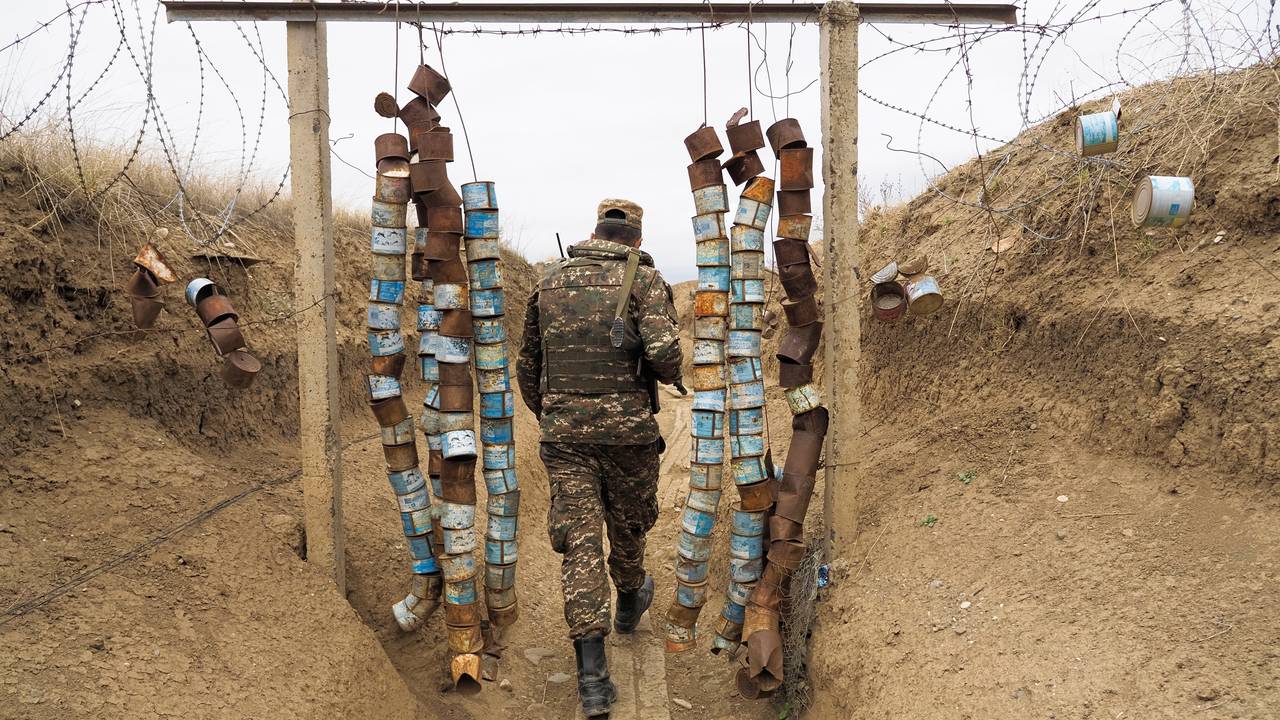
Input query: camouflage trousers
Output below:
<box><xmin>540</xmin><ymin>440</ymin><xmax>661</xmax><ymax>639</ymax></box>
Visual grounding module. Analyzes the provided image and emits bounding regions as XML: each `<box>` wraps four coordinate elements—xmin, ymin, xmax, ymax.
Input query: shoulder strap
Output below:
<box><xmin>610</xmin><ymin>249</ymin><xmax>641</xmax><ymax>348</ymax></box>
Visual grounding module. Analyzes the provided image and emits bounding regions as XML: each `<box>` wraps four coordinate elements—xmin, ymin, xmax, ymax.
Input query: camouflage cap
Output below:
<box><xmin>597</xmin><ymin>198</ymin><xmax>643</xmax><ymax>231</ymax></box>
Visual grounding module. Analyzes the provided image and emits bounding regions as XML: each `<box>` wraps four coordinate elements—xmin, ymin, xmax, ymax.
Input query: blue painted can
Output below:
<box><xmin>420</xmin><ymin>404</ymin><xmax>440</xmax><ymax>436</ymax></box>
<box><xmin>419</xmin><ymin>277</ymin><xmax>435</xmax><ymax>298</ymax></box>
<box><xmin>674</xmin><ymin>555</ymin><xmax>709</xmax><ymax>584</ymax></box>
<box><xmin>426</xmin><ymin>433</ymin><xmax>442</xmax><ymax>451</ymax></box>
<box><xmin>728</xmin><ymin>580</ymin><xmax>754</xmax><ymax>610</ymax></box>
<box><xmin>473</xmin><ymin>341</ymin><xmax>509</xmax><ymax>370</ymax></box>
<box><xmin>366</xmin><ymin>374</ymin><xmax>401</xmax><ymax>401</ymax></box>
<box><xmin>443</xmin><ymin>526</ymin><xmax>477</xmax><ymax>554</ymax></box>
<box><xmin>682</xmin><ymin>506</ymin><xmax>716</xmax><ymax>537</ymax></box>
<box><xmin>730</xmin><ymin>225</ymin><xmax>765</xmax><ymax>252</ymax></box>
<box><xmin>471</xmin><ymin>288</ymin><xmax>506</xmax><ymax>318</ymax></box>
<box><xmin>486</xmin><ymin>514</ymin><xmax>518</xmax><ymax>541</ymax></box>
<box><xmin>692</xmin><ymin>388</ymin><xmax>726</xmax><ymax>412</ymax></box>
<box><xmin>483</xmin><ymin>443</ymin><xmax>516</xmax><ymax>470</ymax></box>
<box><xmin>444</xmin><ymin>577</ymin><xmax>478</xmax><ymax>605</ymax></box>
<box><xmin>428</xmin><ymin>474</ymin><xmax>444</xmax><ymax>500</ymax></box>
<box><xmin>442</xmin><ymin>429</ymin><xmax>477</xmax><ymax>460</ymax></box>
<box><xmin>721</xmin><ymin>600</ymin><xmax>746</xmax><ymax>624</ymax></box>
<box><xmin>435</xmin><ymin>336</ymin><xmax>472</xmax><ymax>364</ymax></box>
<box><xmin>370</xmin><ymin>199</ymin><xmax>406</xmax><ymax>228</ymax></box>
<box><xmin>685</xmin><ymin>487</ymin><xmax>722</xmax><ymax>513</ymax></box>
<box><xmin>729</xmin><ymin>556</ymin><xmax>763</xmax><ymax>583</ymax></box>
<box><xmin>476</xmin><ymin>367</ymin><xmax>510</xmax><ymax>393</ymax></box>
<box><xmin>691</xmin><ymin>212</ymin><xmax>726</xmax><ymax>242</ymax></box>
<box><xmin>691</xmin><ymin>409</ymin><xmax>725</xmax><ymax>439</ymax></box>
<box><xmin>729</xmin><ymin>303</ymin><xmax>764</xmax><ymax>330</ymax></box>
<box><xmin>437</xmin><ymin>411</ymin><xmax>474</xmax><ymax>432</ymax></box>
<box><xmin>371</xmin><ymin>226</ymin><xmax>408</xmax><ymax>255</ymax></box>
<box><xmin>399</xmin><ymin>511</ymin><xmax>417</xmax><ymax>537</ymax></box>
<box><xmin>480</xmin><ymin>418</ymin><xmax>514</xmax><ymax>445</ymax></box>
<box><xmin>729</xmin><ymin>531</ymin><xmax>765</xmax><ymax>560</ymax></box>
<box><xmin>784</xmin><ymin>383</ymin><xmax>823</xmax><ymax>415</ymax></box>
<box><xmin>487</xmin><ymin>490</ymin><xmax>520</xmax><ymax>517</ymax></box>
<box><xmin>675</xmin><ymin>579</ymin><xmax>709</xmax><ymax>608</ymax></box>
<box><xmin>465</xmin><ymin>209</ymin><xmax>501</xmax><ymax>238</ymax></box>
<box><xmin>734</xmin><ymin>198</ymin><xmax>771</xmax><ymax>230</ymax></box>
<box><xmin>414</xmin><ymin>226</ymin><xmax>428</xmax><ymax>253</ymax></box>
<box><xmin>369</xmin><ymin>279</ymin><xmax>405</xmax><ymax>305</ymax></box>
<box><xmin>1076</xmin><ymin>110</ymin><xmax>1118</xmax><ymax>156</ymax></box>
<box><xmin>412</xmin><ymin>556</ymin><xmax>440</xmax><ymax>575</ymax></box>
<box><xmin>730</xmin><ymin>279</ymin><xmax>766</xmax><ymax>304</ymax></box>
<box><xmin>732</xmin><ymin>456</ymin><xmax>768</xmax><ymax>485</ymax></box>
<box><xmin>732</xmin><ymin>508</ymin><xmax>768</xmax><ymax>536</ymax></box>
<box><xmin>483</xmin><ymin>468</ymin><xmax>519</xmax><ymax>495</ymax></box>
<box><xmin>730</xmin><ymin>434</ymin><xmax>766</xmax><ymax>459</ymax></box>
<box><xmin>467</xmin><ymin>259</ymin><xmax>502</xmax><ymax>289</ymax></box>
<box><xmin>731</xmin><ymin>250</ymin><xmax>764</xmax><ymax>280</ymax></box>
<box><xmin>729</xmin><ymin>380</ymin><xmax>765</xmax><ymax>409</ymax></box>
<box><xmin>696</xmin><ymin>238</ymin><xmax>730</xmax><ymax>266</ymax></box>
<box><xmin>727</xmin><ymin>357</ymin><xmax>763</xmax><ymax>384</ymax></box>
<box><xmin>485</xmin><ymin>562</ymin><xmax>517</xmax><ymax>590</ymax></box>
<box><xmin>439</xmin><ymin>502</ymin><xmax>476</xmax><ymax>530</ymax></box>
<box><xmin>433</xmin><ymin>283</ymin><xmax>468</xmax><ymax>310</ymax></box>
<box><xmin>698</xmin><ymin>265</ymin><xmax>731</xmax><ymax>292</ymax></box>
<box><xmin>367</xmin><ymin>302</ymin><xmax>401</xmax><ymax>330</ymax></box>
<box><xmin>422</xmin><ymin>384</ymin><xmax>440</xmax><ymax>410</ymax></box>
<box><xmin>485</xmin><ymin>538</ymin><xmax>518</xmax><ymax>565</ymax></box>
<box><xmin>419</xmin><ymin>332</ymin><xmax>441</xmax><ymax>357</ymax></box>
<box><xmin>693</xmin><ymin>316</ymin><xmax>727</xmax><ymax>340</ymax></box>
<box><xmin>465</xmin><ymin>237</ymin><xmax>502</xmax><ymax>261</ymax></box>
<box><xmin>461</xmin><ymin>181</ymin><xmax>499</xmax><ymax>211</ymax></box>
<box><xmin>693</xmin><ymin>184</ymin><xmax>729</xmax><ymax>214</ymax></box>
<box><xmin>419</xmin><ymin>356</ymin><xmax>439</xmax><ymax>383</ymax></box>
<box><xmin>689</xmin><ymin>462</ymin><xmax>724</xmax><ymax>490</ymax></box>
<box><xmin>368</xmin><ymin>330</ymin><xmax>405</xmax><ymax>357</ymax></box>
<box><xmin>677</xmin><ymin>530</ymin><xmax>713</xmax><ymax>562</ymax></box>
<box><xmin>479</xmin><ymin>391</ymin><xmax>515</xmax><ymax>419</ymax></box>
<box><xmin>387</xmin><ymin>467</ymin><xmax>426</xmax><ymax>495</ymax></box>
<box><xmin>404</xmin><ymin>508</ymin><xmax>433</xmax><ymax>536</ymax></box>
<box><xmin>407</xmin><ymin>534</ymin><xmax>434</xmax><ymax>561</ymax></box>
<box><xmin>754</xmin><ymin>199</ymin><xmax>773</xmax><ymax>229</ymax></box>
<box><xmin>726</xmin><ymin>330</ymin><xmax>762</xmax><ymax>359</ymax></box>
<box><xmin>691</xmin><ymin>339</ymin><xmax>725</xmax><ymax>366</ymax></box>
<box><xmin>397</xmin><ymin>486</ymin><xmax>431</xmax><ymax>513</ymax></box>
<box><xmin>729</xmin><ymin>407</ymin><xmax>765</xmax><ymax>436</ymax></box>
<box><xmin>417</xmin><ymin>305</ymin><xmax>440</xmax><ymax>331</ymax></box>
<box><xmin>473</xmin><ymin>318</ymin><xmax>506</xmax><ymax>345</ymax></box>
<box><xmin>691</xmin><ymin>437</ymin><xmax>725</xmax><ymax>465</ymax></box>
<box><xmin>440</xmin><ymin>552</ymin><xmax>476</xmax><ymax>583</ymax></box>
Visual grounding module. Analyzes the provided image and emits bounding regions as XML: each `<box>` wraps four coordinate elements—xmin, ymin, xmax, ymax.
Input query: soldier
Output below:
<box><xmin>517</xmin><ymin>199</ymin><xmax>683</xmax><ymax>717</ymax></box>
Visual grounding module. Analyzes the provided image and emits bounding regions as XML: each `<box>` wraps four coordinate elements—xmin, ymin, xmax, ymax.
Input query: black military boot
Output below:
<box><xmin>614</xmin><ymin>574</ymin><xmax>654</xmax><ymax>634</ymax></box>
<box><xmin>573</xmin><ymin>635</ymin><xmax>617</xmax><ymax>717</ymax></box>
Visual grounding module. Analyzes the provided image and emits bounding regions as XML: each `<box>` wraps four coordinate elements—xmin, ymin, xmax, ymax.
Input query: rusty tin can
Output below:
<box><xmin>368</xmin><ymin>330</ymin><xmax>405</xmax><ymax>357</ymax></box>
<box><xmin>371</xmin><ymin>254</ymin><xmax>407</xmax><ymax>284</ymax></box>
<box><xmin>367</xmin><ymin>302</ymin><xmax>401</xmax><ymax>330</ymax></box>
<box><xmin>727</xmin><ymin>119</ymin><xmax>765</xmax><ymax>154</ymax></box>
<box><xmin>729</xmin><ymin>303</ymin><xmax>764</xmax><ymax>331</ymax></box>
<box><xmin>424</xmin><ymin>230</ymin><xmax>461</xmax><ymax>261</ymax></box>
<box><xmin>729</xmin><ymin>407</ymin><xmax>765</xmax><ymax>436</ymax></box>
<box><xmin>776</xmin><ymin>189</ymin><xmax>811</xmax><ymax>216</ymax></box>
<box><xmin>444</xmin><ymin>601</ymin><xmax>483</xmax><ymax>628</ymax></box>
<box><xmin>427</xmin><ymin>206</ymin><xmax>465</xmax><ymax>233</ymax></box>
<box><xmin>773</xmin><ymin>238</ymin><xmax>810</xmax><ymax>267</ymax></box>
<box><xmin>220</xmin><ymin>350</ymin><xmax>260</xmax><ymax>389</ymax></box>
<box><xmin>693</xmin><ymin>184</ymin><xmax>729</xmax><ymax>214</ymax></box>
<box><xmin>692</xmin><ymin>387</ymin><xmax>726</xmax><ymax>413</ymax></box>
<box><xmin>778</xmin><ymin>264</ymin><xmax>816</xmax><ymax>300</ymax></box>
<box><xmin>485</xmin><ymin>538</ymin><xmax>518</xmax><ymax>565</ymax></box>
<box><xmin>696</xmin><ymin>238</ymin><xmax>730</xmax><ymax>266</ymax></box>
<box><xmin>195</xmin><ymin>293</ymin><xmax>238</xmax><ymax>327</ymax></box>
<box><xmin>432</xmin><ymin>282</ymin><xmax>468</xmax><ymax>310</ymax></box>
<box><xmin>724</xmin><ymin>151</ymin><xmax>765</xmax><ymax>186</ymax></box>
<box><xmin>766</xmin><ymin>118</ymin><xmax>807</xmax><ymax>155</ymax></box>
<box><xmin>684</xmin><ymin>126</ymin><xmax>724</xmax><ymax>162</ymax></box>
<box><xmin>435</xmin><ymin>335</ymin><xmax>472</xmax><ymax>364</ymax></box>
<box><xmin>437</xmin><ymin>308</ymin><xmax>474</xmax><ymax>338</ymax></box>
<box><xmin>375</xmin><ymin>132</ymin><xmax>410</xmax><ymax>165</ymax></box>
<box><xmin>687</xmin><ymin>158</ymin><xmax>724</xmax><ymax>190</ymax></box>
<box><xmin>473</xmin><ymin>342</ymin><xmax>508</xmax><ymax>370</ymax></box>
<box><xmin>741</xmin><ymin>175</ymin><xmax>775</xmax><ymax>204</ymax></box>
<box><xmin>486</xmin><ymin>586</ymin><xmax>518</xmax><ymax>611</ymax></box>
<box><xmin>407</xmin><ymin>63</ymin><xmax>450</xmax><ymax>104</ymax></box>
<box><xmin>690</xmin><ymin>364</ymin><xmax>726</xmax><ymax>392</ymax></box>
<box><xmin>371</xmin><ymin>395</ymin><xmax>409</xmax><ymax>426</ymax></box>
<box><xmin>465</xmin><ymin>237</ymin><xmax>502</xmax><ymax>262</ymax></box>
<box><xmin>473</xmin><ymin>317</ymin><xmax>506</xmax><ymax>345</ymax></box>
<box><xmin>420</xmin><ymin>180</ymin><xmax>463</xmax><ymax>208</ymax></box>
<box><xmin>777</xmin><ymin>322</ymin><xmax>822</xmax><ymax>364</ymax></box>
<box><xmin>782</xmin><ymin>295</ymin><xmax>820</xmax><ymax>326</ymax></box>
<box><xmin>415</xmin><ymin>128</ymin><xmax>454</xmax><ymax>162</ymax></box>
<box><xmin>476</xmin><ymin>366</ymin><xmax>510</xmax><ymax>394</ymax></box>
<box><xmin>779</xmin><ymin>147</ymin><xmax>815</xmax><ymax>190</ymax></box>
<box><xmin>689</xmin><ymin>462</ymin><xmax>724</xmax><ymax>490</ymax></box>
<box><xmin>732</xmin><ymin>456</ymin><xmax>768</xmax><ymax>485</ymax></box>
<box><xmin>206</xmin><ymin>317</ymin><xmax>246</xmax><ymax>355</ymax></box>
<box><xmin>693</xmin><ymin>316</ymin><xmax>727</xmax><ymax>340</ymax></box>
<box><xmin>692</xmin><ymin>213</ymin><xmax>727</xmax><ymax>242</ymax></box>
<box><xmin>127</xmin><ymin>268</ymin><xmax>161</xmax><ymax>299</ymax></box>
<box><xmin>470</xmin><ymin>289</ymin><xmax>505</xmax><ymax>318</ymax></box>
<box><xmin>691</xmin><ymin>339</ymin><xmax>725</xmax><ymax>366</ymax></box>
<box><xmin>370</xmin><ymin>353</ymin><xmax>405</xmax><ymax>380</ymax></box>
<box><xmin>694</xmin><ymin>291</ymin><xmax>730</xmax><ymax>317</ymax></box>
<box><xmin>465</xmin><ymin>209</ymin><xmax>500</xmax><ymax>239</ymax></box>
<box><xmin>777</xmin><ymin>361</ymin><xmax>812</xmax><ymax>388</ymax></box>
<box><xmin>484</xmin><ymin>468</ymin><xmax>519</xmax><ymax>495</ymax></box>
<box><xmin>784</xmin><ymin>383</ymin><xmax>823</xmax><ymax>415</ymax></box>
<box><xmin>129</xmin><ymin>296</ymin><xmax>163</xmax><ymax>330</ymax></box>
<box><xmin>409</xmin><ymin>160</ymin><xmax>447</xmax><ymax>195</ymax></box>
<box><xmin>375</xmin><ymin>173</ymin><xmax>412</xmax><ymax>204</ymax></box>
<box><xmin>871</xmin><ymin>281</ymin><xmax>907</xmax><ymax>321</ymax></box>
<box><xmin>904</xmin><ymin>275</ymin><xmax>943</xmax><ymax>316</ymax></box>
<box><xmin>737</xmin><ymin>479</ymin><xmax>773</xmax><ymax>512</ymax></box>
<box><xmin>731</xmin><ymin>225</ymin><xmax>765</xmax><ymax>252</ymax></box>
<box><xmin>777</xmin><ymin>214</ymin><xmax>812</xmax><ymax>241</ymax></box>
<box><xmin>461</xmin><ymin>181</ymin><xmax>499</xmax><ymax>211</ymax></box>
<box><xmin>439</xmin><ymin>552</ymin><xmax>476</xmax><ymax>585</ymax></box>
<box><xmin>382</xmin><ymin>417</ymin><xmax>418</xmax><ymax>447</ymax></box>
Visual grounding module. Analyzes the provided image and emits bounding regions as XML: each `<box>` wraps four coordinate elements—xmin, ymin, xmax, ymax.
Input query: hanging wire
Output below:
<box><xmin>428</xmin><ymin>22</ymin><xmax>479</xmax><ymax>182</ymax></box>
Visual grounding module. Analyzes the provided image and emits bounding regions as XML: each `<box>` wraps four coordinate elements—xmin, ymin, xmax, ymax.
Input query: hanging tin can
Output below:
<box><xmin>480</xmin><ymin>418</ymin><xmax>514</xmax><ymax>445</ymax></box>
<box><xmin>691</xmin><ymin>437</ymin><xmax>725</xmax><ymax>465</ymax></box>
<box><xmin>434</xmin><ymin>282</ymin><xmax>469</xmax><ymax>310</ymax></box>
<box><xmin>465</xmin><ymin>237</ymin><xmax>502</xmax><ymax>261</ymax></box>
<box><xmin>476</xmin><ymin>367</ymin><xmax>510</xmax><ymax>394</ymax></box>
<box><xmin>675</xmin><ymin>579</ymin><xmax>709</xmax><ymax>608</ymax></box>
<box><xmin>732</xmin><ymin>505</ymin><xmax>768</xmax><ymax>536</ymax></box>
<box><xmin>371</xmin><ymin>254</ymin><xmax>406</xmax><ymax>283</ymax></box>
<box><xmin>726</xmin><ymin>330</ymin><xmax>762</xmax><ymax>359</ymax></box>
<box><xmin>473</xmin><ymin>317</ymin><xmax>505</xmax><ymax>345</ymax></box>
<box><xmin>1131</xmin><ymin>175</ymin><xmax>1194</xmax><ymax>228</ymax></box>
<box><xmin>729</xmin><ymin>532</ymin><xmax>765</xmax><ymax>560</ymax></box>
<box><xmin>487</xmin><ymin>490</ymin><xmax>520</xmax><ymax>517</ymax></box>
<box><xmin>397</xmin><ymin>486</ymin><xmax>432</xmax><ymax>513</ymax></box>
<box><xmin>366</xmin><ymin>374</ymin><xmax>401</xmax><ymax>401</ymax></box>
<box><xmin>375</xmin><ymin>173</ymin><xmax>412</xmax><ymax>204</ymax></box>
<box><xmin>729</xmin><ymin>407</ymin><xmax>765</xmax><ymax>436</ymax></box>
<box><xmin>693</xmin><ymin>317</ymin><xmax>728</xmax><ymax>341</ymax></box>
<box><xmin>484</xmin><ymin>467</ymin><xmax>519</xmax><ymax>495</ymax></box>
<box><xmin>419</xmin><ymin>356</ymin><xmax>439</xmax><ymax>383</ymax></box>
<box><xmin>371</xmin><ymin>226</ymin><xmax>408</xmax><ymax>255</ymax></box>
<box><xmin>467</xmin><ymin>259</ymin><xmax>502</xmax><ymax>290</ymax></box>
<box><xmin>486</xmin><ymin>586</ymin><xmax>517</xmax><ymax>611</ymax></box>
<box><xmin>730</xmin><ymin>279</ymin><xmax>766</xmax><ymax>304</ymax></box>
<box><xmin>419</xmin><ymin>332</ymin><xmax>441</xmax><ymax>359</ymax></box>
<box><xmin>438</xmin><ymin>411</ymin><xmax>474</xmax><ymax>432</ymax></box>
<box><xmin>444</xmin><ymin>577</ymin><xmax>478</xmax><ymax>605</ymax></box>
<box><xmin>483</xmin><ymin>443</ymin><xmax>516</xmax><ymax>470</ymax></box>
<box><xmin>442</xmin><ymin>429</ymin><xmax>477</xmax><ymax>460</ymax></box>
<box><xmin>402</xmin><ymin>508</ymin><xmax>433</xmax><ymax>537</ymax></box>
<box><xmin>435</xmin><ymin>335</ymin><xmax>472</xmax><ymax>364</ymax></box>
<box><xmin>693</xmin><ymin>184</ymin><xmax>730</xmax><ymax>214</ymax></box>
<box><xmin>465</xmin><ymin>209</ymin><xmax>501</xmax><ymax>238</ymax></box>
<box><xmin>382</xmin><ymin>417</ymin><xmax>418</xmax><ymax>447</ymax></box>
<box><xmin>692</xmin><ymin>213</ymin><xmax>727</xmax><ymax>242</ymax></box>
<box><xmin>439</xmin><ymin>501</ymin><xmax>476</xmax><ymax>530</ymax></box>
<box><xmin>777</xmin><ymin>214</ymin><xmax>812</xmax><ymax>240</ymax></box>
<box><xmin>485</xmin><ymin>562</ymin><xmax>518</xmax><ymax>590</ymax></box>
<box><xmin>696</xmin><ymin>238</ymin><xmax>730</xmax><ymax>266</ymax></box>
<box><xmin>690</xmin><ymin>364</ymin><xmax>726</xmax><ymax>392</ymax></box>
<box><xmin>728</xmin><ymin>377</ymin><xmax>765</xmax><ymax>406</ymax></box>
<box><xmin>470</xmin><ymin>288</ymin><xmax>506</xmax><ymax>318</ymax></box>
<box><xmin>695</xmin><ymin>291</ymin><xmax>730</xmax><ymax>317</ymax></box>
<box><xmin>411</xmin><ymin>556</ymin><xmax>440</xmax><ymax>575</ymax></box>
<box><xmin>729</xmin><ymin>556</ymin><xmax>764</xmax><ymax>583</ymax></box>
<box><xmin>369</xmin><ymin>279</ymin><xmax>405</xmax><ymax>305</ymax></box>
<box><xmin>729</xmin><ymin>303</ymin><xmax>765</xmax><ymax>331</ymax></box>
<box><xmin>485</xmin><ymin>538</ymin><xmax>518</xmax><ymax>565</ymax></box>
<box><xmin>677</xmin><ymin>531</ymin><xmax>713</xmax><ymax>562</ymax></box>
<box><xmin>732</xmin><ymin>456</ymin><xmax>768</xmax><ymax>485</ymax></box>
<box><xmin>418</xmin><ymin>305</ymin><xmax>442</xmax><ymax>331</ymax></box>
<box><xmin>731</xmin><ymin>250</ymin><xmax>764</xmax><ymax>280</ymax></box>
<box><xmin>371</xmin><ymin>199</ymin><xmax>406</xmax><ymax>228</ymax></box>
<box><xmin>730</xmin><ymin>225</ymin><xmax>765</xmax><ymax>252</ymax></box>
<box><xmin>905</xmin><ymin>275</ymin><xmax>943</xmax><ymax>316</ymax></box>
<box><xmin>784</xmin><ymin>383</ymin><xmax>823</xmax><ymax>415</ymax></box>
<box><xmin>733</xmin><ymin>198</ymin><xmax>770</xmax><ymax>231</ymax></box>
<box><xmin>691</xmin><ymin>409</ymin><xmax>725</xmax><ymax>439</ymax></box>
<box><xmin>368</xmin><ymin>330</ymin><xmax>405</xmax><ymax>357</ymax></box>
<box><xmin>387</xmin><ymin>466</ymin><xmax>427</xmax><ymax>495</ymax></box>
<box><xmin>367</xmin><ymin>302</ymin><xmax>401</xmax><ymax>330</ymax></box>
<box><xmin>741</xmin><ymin>174</ymin><xmax>775</xmax><ymax>204</ymax></box>
<box><xmin>730</xmin><ymin>434</ymin><xmax>766</xmax><ymax>459</ymax></box>
<box><xmin>461</xmin><ymin>181</ymin><xmax>499</xmax><ymax>211</ymax></box>
<box><xmin>479</xmin><ymin>391</ymin><xmax>515</xmax><ymax>419</ymax></box>
<box><xmin>697</xmin><ymin>265</ymin><xmax>731</xmax><ymax>292</ymax></box>
<box><xmin>1075</xmin><ymin>110</ymin><xmax>1119</xmax><ymax>157</ymax></box>
<box><xmin>486</xmin><ymin>514</ymin><xmax>518</xmax><ymax>542</ymax></box>
<box><xmin>871</xmin><ymin>281</ymin><xmax>908</xmax><ymax>321</ymax></box>
<box><xmin>474</xmin><ymin>342</ymin><xmax>509</xmax><ymax>370</ymax></box>
<box><xmin>426</xmin><ymin>433</ymin><xmax>443</xmax><ymax>452</ymax></box>
<box><xmin>692</xmin><ymin>387</ymin><xmax>726</xmax><ymax>412</ymax></box>
<box><xmin>721</xmin><ymin>599</ymin><xmax>747</xmax><ymax>626</ymax></box>
<box><xmin>674</xmin><ymin>555</ymin><xmax>710</xmax><ymax>584</ymax></box>
<box><xmin>685</xmin><ymin>487</ymin><xmax>723</xmax><ymax>513</ymax></box>
<box><xmin>440</xmin><ymin>552</ymin><xmax>476</xmax><ymax>583</ymax></box>
<box><xmin>689</xmin><ymin>462</ymin><xmax>724</xmax><ymax>490</ymax></box>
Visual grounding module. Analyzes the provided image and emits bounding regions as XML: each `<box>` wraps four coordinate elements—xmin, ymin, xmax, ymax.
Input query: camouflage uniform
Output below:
<box><xmin>517</xmin><ymin>200</ymin><xmax>682</xmax><ymax>639</ymax></box>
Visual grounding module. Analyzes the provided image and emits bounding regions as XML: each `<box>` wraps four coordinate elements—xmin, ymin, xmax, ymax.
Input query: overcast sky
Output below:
<box><xmin>2</xmin><ymin>1</ymin><xmax>1266</xmax><ymax>281</ymax></box>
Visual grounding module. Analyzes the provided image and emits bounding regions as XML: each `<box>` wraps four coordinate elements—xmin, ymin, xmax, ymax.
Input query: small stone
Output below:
<box><xmin>1056</xmin><ymin>495</ymin><xmax>1069</xmax><ymax>503</ymax></box>
<box><xmin>1196</xmin><ymin>688</ymin><xmax>1219</xmax><ymax>701</ymax></box>
<box><xmin>1055</xmin><ymin>529</ymin><xmax>1067</xmax><ymax>541</ymax></box>
<box><xmin>929</xmin><ymin>579</ymin><xmax>944</xmax><ymax>590</ymax></box>
<box><xmin>960</xmin><ymin>601</ymin><xmax>972</xmax><ymax>610</ymax></box>
<box><xmin>499</xmin><ymin>679</ymin><xmax>512</xmax><ymax>692</ymax></box>
<box><xmin>954</xmin><ymin>627</ymin><xmax>967</xmax><ymax>635</ymax></box>
<box><xmin>1121</xmin><ymin>528</ymin><xmax>1135</xmax><ymax>538</ymax></box>
<box><xmin>523</xmin><ymin>647</ymin><xmax>553</xmax><ymax>664</ymax></box>
<box><xmin>672</xmin><ymin>698</ymin><xmax>693</xmax><ymax>710</ymax></box>
<box><xmin>547</xmin><ymin>672</ymin><xmax>571</xmax><ymax>684</ymax></box>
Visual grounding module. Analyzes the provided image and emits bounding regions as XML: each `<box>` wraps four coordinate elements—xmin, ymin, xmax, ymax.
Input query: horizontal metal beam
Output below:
<box><xmin>162</xmin><ymin>2</ymin><xmax>1017</xmax><ymax>26</ymax></box>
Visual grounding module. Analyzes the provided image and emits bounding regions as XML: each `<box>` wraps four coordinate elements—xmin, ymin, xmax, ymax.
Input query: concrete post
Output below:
<box><xmin>819</xmin><ymin>0</ymin><xmax>861</xmax><ymax>560</ymax></box>
<box><xmin>286</xmin><ymin>18</ymin><xmax>345</xmax><ymax>593</ymax></box>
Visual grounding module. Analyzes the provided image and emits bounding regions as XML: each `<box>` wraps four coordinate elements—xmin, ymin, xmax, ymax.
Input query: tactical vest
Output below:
<box><xmin>538</xmin><ymin>255</ymin><xmax>646</xmax><ymax>395</ymax></box>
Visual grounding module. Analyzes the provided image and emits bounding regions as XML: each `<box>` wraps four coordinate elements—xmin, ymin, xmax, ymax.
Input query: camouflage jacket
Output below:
<box><xmin>517</xmin><ymin>238</ymin><xmax>682</xmax><ymax>445</ymax></box>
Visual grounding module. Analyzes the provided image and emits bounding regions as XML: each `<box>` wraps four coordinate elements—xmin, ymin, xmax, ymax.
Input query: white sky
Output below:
<box><xmin>2</xmin><ymin>1</ymin><xmax>1268</xmax><ymax>281</ymax></box>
